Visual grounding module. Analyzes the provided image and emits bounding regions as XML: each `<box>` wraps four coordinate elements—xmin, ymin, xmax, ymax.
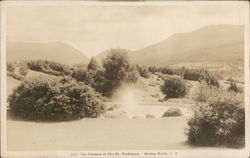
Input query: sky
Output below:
<box><xmin>6</xmin><ymin>2</ymin><xmax>246</xmax><ymax>57</ymax></box>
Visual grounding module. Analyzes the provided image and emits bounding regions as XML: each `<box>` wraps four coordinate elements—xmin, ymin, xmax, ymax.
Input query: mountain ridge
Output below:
<box><xmin>96</xmin><ymin>24</ymin><xmax>244</xmax><ymax>66</ymax></box>
<box><xmin>7</xmin><ymin>41</ymin><xmax>89</xmax><ymax>65</ymax></box>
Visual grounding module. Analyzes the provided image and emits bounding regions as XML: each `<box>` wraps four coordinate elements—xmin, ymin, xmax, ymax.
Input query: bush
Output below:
<box><xmin>7</xmin><ymin>62</ymin><xmax>15</xmax><ymax>73</ymax></box>
<box><xmin>148</xmin><ymin>66</ymin><xmax>181</xmax><ymax>76</ymax></box>
<box><xmin>199</xmin><ymin>73</ymin><xmax>220</xmax><ymax>87</ymax></box>
<box><xmin>228</xmin><ymin>82</ymin><xmax>242</xmax><ymax>93</ymax></box>
<box><xmin>161</xmin><ymin>77</ymin><xmax>189</xmax><ymax>99</ymax></box>
<box><xmin>72</xmin><ymin>68</ymin><xmax>88</xmax><ymax>82</ymax></box>
<box><xmin>7</xmin><ymin>62</ymin><xmax>28</xmax><ymax>80</ymax></box>
<box><xmin>87</xmin><ymin>57</ymin><xmax>100</xmax><ymax>71</ymax></box>
<box><xmin>136</xmin><ymin>65</ymin><xmax>151</xmax><ymax>78</ymax></box>
<box><xmin>19</xmin><ymin>65</ymin><xmax>28</xmax><ymax>76</ymax></box>
<box><xmin>8</xmin><ymin>76</ymin><xmax>104</xmax><ymax>121</ymax></box>
<box><xmin>27</xmin><ymin>60</ymin><xmax>71</xmax><ymax>76</ymax></box>
<box><xmin>183</xmin><ymin>68</ymin><xmax>220</xmax><ymax>87</ymax></box>
<box><xmin>193</xmin><ymin>80</ymin><xmax>222</xmax><ymax>103</ymax></box>
<box><xmin>186</xmin><ymin>92</ymin><xmax>245</xmax><ymax>146</ymax></box>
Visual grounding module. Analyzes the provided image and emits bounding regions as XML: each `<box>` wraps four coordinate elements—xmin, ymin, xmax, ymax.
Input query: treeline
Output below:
<box><xmin>27</xmin><ymin>60</ymin><xmax>71</xmax><ymax>76</ymax></box>
<box><xmin>8</xmin><ymin>59</ymin><xmax>223</xmax><ymax>89</ymax></box>
<box><xmin>142</xmin><ymin>65</ymin><xmax>221</xmax><ymax>87</ymax></box>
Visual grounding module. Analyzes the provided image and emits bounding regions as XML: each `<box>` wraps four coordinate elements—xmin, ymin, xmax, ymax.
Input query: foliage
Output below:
<box><xmin>7</xmin><ymin>62</ymin><xmax>15</xmax><ymax>73</ymax></box>
<box><xmin>87</xmin><ymin>57</ymin><xmax>100</xmax><ymax>71</ymax></box>
<box><xmin>27</xmin><ymin>60</ymin><xmax>71</xmax><ymax>76</ymax></box>
<box><xmin>136</xmin><ymin>65</ymin><xmax>151</xmax><ymax>78</ymax></box>
<box><xmin>148</xmin><ymin>66</ymin><xmax>181</xmax><ymax>76</ymax></box>
<box><xmin>187</xmin><ymin>92</ymin><xmax>245</xmax><ymax>146</ymax></box>
<box><xmin>193</xmin><ymin>80</ymin><xmax>222</xmax><ymax>103</ymax></box>
<box><xmin>8</xmin><ymin>76</ymin><xmax>104</xmax><ymax>121</ymax></box>
<box><xmin>183</xmin><ymin>68</ymin><xmax>219</xmax><ymax>87</ymax></box>
<box><xmin>72</xmin><ymin>68</ymin><xmax>88</xmax><ymax>82</ymax></box>
<box><xmin>7</xmin><ymin>62</ymin><xmax>28</xmax><ymax>80</ymax></box>
<box><xmin>199</xmin><ymin>73</ymin><xmax>220</xmax><ymax>87</ymax></box>
<box><xmin>72</xmin><ymin>67</ymin><xmax>106</xmax><ymax>94</ymax></box>
<box><xmin>228</xmin><ymin>82</ymin><xmax>242</xmax><ymax>93</ymax></box>
<box><xmin>101</xmin><ymin>49</ymin><xmax>139</xmax><ymax>96</ymax></box>
<box><xmin>148</xmin><ymin>66</ymin><xmax>220</xmax><ymax>87</ymax></box>
<box><xmin>161</xmin><ymin>77</ymin><xmax>189</xmax><ymax>99</ymax></box>
<box><xmin>19</xmin><ymin>64</ymin><xmax>28</xmax><ymax>76</ymax></box>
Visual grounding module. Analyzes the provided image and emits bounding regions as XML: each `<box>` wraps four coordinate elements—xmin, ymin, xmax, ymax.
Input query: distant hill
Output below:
<box><xmin>96</xmin><ymin>24</ymin><xmax>244</xmax><ymax>66</ymax></box>
<box><xmin>7</xmin><ymin>42</ymin><xmax>89</xmax><ymax>65</ymax></box>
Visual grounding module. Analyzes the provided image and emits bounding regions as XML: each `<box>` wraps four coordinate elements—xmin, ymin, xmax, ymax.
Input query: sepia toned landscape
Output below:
<box><xmin>4</xmin><ymin>2</ymin><xmax>246</xmax><ymax>153</ymax></box>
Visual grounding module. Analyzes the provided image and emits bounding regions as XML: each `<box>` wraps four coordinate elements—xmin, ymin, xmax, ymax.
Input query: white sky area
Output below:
<box><xmin>6</xmin><ymin>3</ymin><xmax>245</xmax><ymax>57</ymax></box>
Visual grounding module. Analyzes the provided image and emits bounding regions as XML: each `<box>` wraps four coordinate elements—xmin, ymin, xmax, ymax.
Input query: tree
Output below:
<box><xmin>101</xmin><ymin>49</ymin><xmax>139</xmax><ymax>96</ymax></box>
<box><xmin>87</xmin><ymin>57</ymin><xmax>99</xmax><ymax>71</ymax></box>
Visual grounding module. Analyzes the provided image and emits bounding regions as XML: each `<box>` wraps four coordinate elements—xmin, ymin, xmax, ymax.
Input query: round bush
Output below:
<box><xmin>8</xmin><ymin>76</ymin><xmax>104</xmax><ymax>121</ymax></box>
<box><xmin>186</xmin><ymin>92</ymin><xmax>245</xmax><ymax>146</ymax></box>
<box><xmin>162</xmin><ymin>108</ymin><xmax>183</xmax><ymax>117</ymax></box>
<box><xmin>161</xmin><ymin>77</ymin><xmax>189</xmax><ymax>99</ymax></box>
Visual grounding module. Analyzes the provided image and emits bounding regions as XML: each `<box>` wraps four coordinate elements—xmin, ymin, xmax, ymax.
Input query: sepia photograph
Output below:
<box><xmin>1</xmin><ymin>1</ymin><xmax>249</xmax><ymax>158</ymax></box>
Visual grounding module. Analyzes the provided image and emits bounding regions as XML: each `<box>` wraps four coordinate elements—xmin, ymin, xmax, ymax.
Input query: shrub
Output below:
<box><xmin>7</xmin><ymin>62</ymin><xmax>15</xmax><ymax>73</ymax></box>
<box><xmin>8</xmin><ymin>76</ymin><xmax>104</xmax><ymax>121</ymax></box>
<box><xmin>183</xmin><ymin>68</ymin><xmax>220</xmax><ymax>87</ymax></box>
<box><xmin>148</xmin><ymin>66</ymin><xmax>181</xmax><ymax>76</ymax></box>
<box><xmin>19</xmin><ymin>65</ymin><xmax>28</xmax><ymax>76</ymax></box>
<box><xmin>87</xmin><ymin>57</ymin><xmax>100</xmax><ymax>71</ymax></box>
<box><xmin>161</xmin><ymin>77</ymin><xmax>189</xmax><ymax>99</ymax></box>
<box><xmin>71</xmin><ymin>67</ymin><xmax>106</xmax><ymax>94</ymax></box>
<box><xmin>7</xmin><ymin>62</ymin><xmax>28</xmax><ymax>80</ymax></box>
<box><xmin>199</xmin><ymin>73</ymin><xmax>220</xmax><ymax>87</ymax></box>
<box><xmin>27</xmin><ymin>60</ymin><xmax>71</xmax><ymax>76</ymax></box>
<box><xmin>72</xmin><ymin>68</ymin><xmax>88</xmax><ymax>82</ymax></box>
<box><xmin>186</xmin><ymin>92</ymin><xmax>245</xmax><ymax>146</ymax></box>
<box><xmin>136</xmin><ymin>65</ymin><xmax>151</xmax><ymax>78</ymax></box>
<box><xmin>228</xmin><ymin>82</ymin><xmax>242</xmax><ymax>93</ymax></box>
<box><xmin>193</xmin><ymin>80</ymin><xmax>222</xmax><ymax>103</ymax></box>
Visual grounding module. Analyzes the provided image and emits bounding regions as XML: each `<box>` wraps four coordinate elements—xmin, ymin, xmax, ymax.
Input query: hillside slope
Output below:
<box><xmin>96</xmin><ymin>24</ymin><xmax>244</xmax><ymax>66</ymax></box>
<box><xmin>7</xmin><ymin>42</ymin><xmax>89</xmax><ymax>65</ymax></box>
<box><xmin>131</xmin><ymin>24</ymin><xmax>244</xmax><ymax>65</ymax></box>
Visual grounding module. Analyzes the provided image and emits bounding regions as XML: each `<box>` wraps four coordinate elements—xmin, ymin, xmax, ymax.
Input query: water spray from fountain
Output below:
<box><xmin>111</xmin><ymin>84</ymin><xmax>139</xmax><ymax>118</ymax></box>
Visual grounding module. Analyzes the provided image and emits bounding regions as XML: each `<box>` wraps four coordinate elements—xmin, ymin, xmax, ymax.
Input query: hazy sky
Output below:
<box><xmin>6</xmin><ymin>2</ymin><xmax>246</xmax><ymax>57</ymax></box>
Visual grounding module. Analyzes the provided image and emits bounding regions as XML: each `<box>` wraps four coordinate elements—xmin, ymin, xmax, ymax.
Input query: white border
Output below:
<box><xmin>1</xmin><ymin>1</ymin><xmax>249</xmax><ymax>158</ymax></box>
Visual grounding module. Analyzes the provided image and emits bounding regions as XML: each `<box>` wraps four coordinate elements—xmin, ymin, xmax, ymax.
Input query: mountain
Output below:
<box><xmin>7</xmin><ymin>42</ymin><xmax>89</xmax><ymax>65</ymax></box>
<box><xmin>96</xmin><ymin>24</ymin><xmax>244</xmax><ymax>66</ymax></box>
